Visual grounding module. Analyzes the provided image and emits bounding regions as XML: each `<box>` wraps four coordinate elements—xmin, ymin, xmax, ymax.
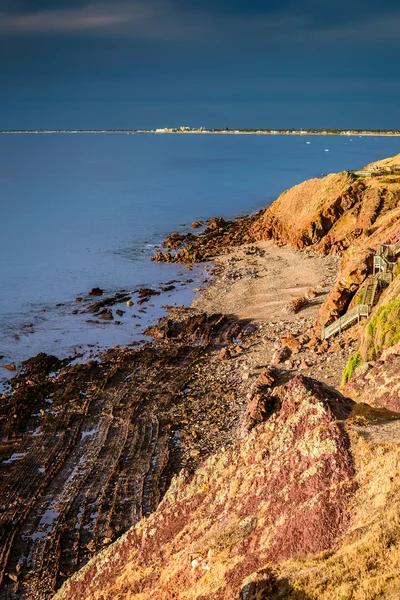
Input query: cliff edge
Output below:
<box><xmin>53</xmin><ymin>154</ymin><xmax>400</xmax><ymax>600</ymax></box>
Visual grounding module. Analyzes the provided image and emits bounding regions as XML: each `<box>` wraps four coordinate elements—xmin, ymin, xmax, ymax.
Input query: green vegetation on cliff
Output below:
<box><xmin>361</xmin><ymin>297</ymin><xmax>400</xmax><ymax>360</ymax></box>
<box><xmin>342</xmin><ymin>351</ymin><xmax>363</xmax><ymax>385</ymax></box>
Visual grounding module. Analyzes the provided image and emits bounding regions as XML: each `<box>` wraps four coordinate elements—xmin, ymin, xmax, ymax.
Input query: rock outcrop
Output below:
<box><xmin>53</xmin><ymin>375</ymin><xmax>356</xmax><ymax>600</ymax></box>
<box><xmin>153</xmin><ymin>154</ymin><xmax>400</xmax><ymax>329</ymax></box>
<box><xmin>344</xmin><ymin>353</ymin><xmax>400</xmax><ymax>413</ymax></box>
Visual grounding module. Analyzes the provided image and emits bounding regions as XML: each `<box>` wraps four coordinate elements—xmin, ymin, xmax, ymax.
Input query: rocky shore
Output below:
<box><xmin>1</xmin><ymin>153</ymin><xmax>400</xmax><ymax>600</ymax></box>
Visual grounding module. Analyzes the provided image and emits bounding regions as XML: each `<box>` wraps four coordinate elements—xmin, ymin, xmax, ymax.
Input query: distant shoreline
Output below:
<box><xmin>1</xmin><ymin>129</ymin><xmax>399</xmax><ymax>136</ymax></box>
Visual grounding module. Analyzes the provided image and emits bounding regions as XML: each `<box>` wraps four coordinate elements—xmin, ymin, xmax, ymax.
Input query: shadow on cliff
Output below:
<box><xmin>240</xmin><ymin>572</ymin><xmax>314</xmax><ymax>599</ymax></box>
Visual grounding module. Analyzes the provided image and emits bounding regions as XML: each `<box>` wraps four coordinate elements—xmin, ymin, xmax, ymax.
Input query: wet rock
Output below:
<box><xmin>162</xmin><ymin>232</ymin><xmax>196</xmax><ymax>250</ymax></box>
<box><xmin>126</xmin><ymin>300</ymin><xmax>134</xmax><ymax>307</ymax></box>
<box><xmin>146</xmin><ymin>312</ymin><xmax>228</xmax><ymax>344</ymax></box>
<box><xmin>137</xmin><ymin>288</ymin><xmax>160</xmax><ymax>298</ymax></box>
<box><xmin>137</xmin><ymin>298</ymin><xmax>149</xmax><ymax>305</ymax></box>
<box><xmin>116</xmin><ymin>309</ymin><xmax>125</xmax><ymax>317</ymax></box>
<box><xmin>88</xmin><ymin>287</ymin><xmax>104</xmax><ymax>296</ymax></box>
<box><xmin>100</xmin><ymin>310</ymin><xmax>113</xmax><ymax>321</ymax></box>
<box><xmin>191</xmin><ymin>221</ymin><xmax>203</xmax><ymax>228</ymax></box>
<box><xmin>22</xmin><ymin>353</ymin><xmax>62</xmax><ymax>377</ymax></box>
<box><xmin>207</xmin><ymin>216</ymin><xmax>227</xmax><ymax>230</ymax></box>
<box><xmin>87</xmin><ymin>292</ymin><xmax>132</xmax><ymax>313</ymax></box>
<box><xmin>152</xmin><ymin>251</ymin><xmax>173</xmax><ymax>262</ymax></box>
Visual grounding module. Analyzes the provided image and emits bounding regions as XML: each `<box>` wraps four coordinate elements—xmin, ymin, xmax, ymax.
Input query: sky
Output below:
<box><xmin>0</xmin><ymin>0</ymin><xmax>399</xmax><ymax>129</ymax></box>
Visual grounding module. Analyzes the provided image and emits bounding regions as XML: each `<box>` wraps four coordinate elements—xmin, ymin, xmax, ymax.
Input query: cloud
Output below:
<box><xmin>0</xmin><ymin>1</ymin><xmax>169</xmax><ymax>35</ymax></box>
<box><xmin>0</xmin><ymin>0</ymin><xmax>399</xmax><ymax>47</ymax></box>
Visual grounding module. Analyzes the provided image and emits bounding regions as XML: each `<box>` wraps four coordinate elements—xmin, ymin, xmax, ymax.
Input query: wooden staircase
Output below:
<box><xmin>321</xmin><ymin>240</ymin><xmax>400</xmax><ymax>340</ymax></box>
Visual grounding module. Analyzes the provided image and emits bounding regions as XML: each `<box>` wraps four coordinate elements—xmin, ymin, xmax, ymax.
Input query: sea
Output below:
<box><xmin>0</xmin><ymin>133</ymin><xmax>399</xmax><ymax>382</ymax></box>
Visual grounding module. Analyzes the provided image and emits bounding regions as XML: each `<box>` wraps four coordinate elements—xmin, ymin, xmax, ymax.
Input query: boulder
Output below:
<box><xmin>272</xmin><ymin>346</ymin><xmax>291</xmax><ymax>364</ymax></box>
<box><xmin>281</xmin><ymin>334</ymin><xmax>302</xmax><ymax>354</ymax></box>
<box><xmin>284</xmin><ymin>297</ymin><xmax>308</xmax><ymax>314</ymax></box>
<box><xmin>218</xmin><ymin>347</ymin><xmax>231</xmax><ymax>361</ymax></box>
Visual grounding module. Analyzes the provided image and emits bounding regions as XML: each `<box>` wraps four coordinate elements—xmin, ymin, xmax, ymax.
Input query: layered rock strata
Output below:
<box><xmin>0</xmin><ymin>313</ymin><xmax>257</xmax><ymax>599</ymax></box>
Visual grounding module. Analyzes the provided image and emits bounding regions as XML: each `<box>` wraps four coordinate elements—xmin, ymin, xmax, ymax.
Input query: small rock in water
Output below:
<box><xmin>88</xmin><ymin>287</ymin><xmax>104</xmax><ymax>296</ymax></box>
<box><xmin>2</xmin><ymin>364</ymin><xmax>16</xmax><ymax>371</ymax></box>
<box><xmin>126</xmin><ymin>300</ymin><xmax>134</xmax><ymax>307</ymax></box>
<box><xmin>100</xmin><ymin>310</ymin><xmax>113</xmax><ymax>321</ymax></box>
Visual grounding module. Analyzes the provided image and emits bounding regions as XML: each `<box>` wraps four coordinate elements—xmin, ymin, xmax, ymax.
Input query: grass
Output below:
<box><xmin>364</xmin><ymin>297</ymin><xmax>400</xmax><ymax>360</ymax></box>
<box><xmin>275</xmin><ymin>431</ymin><xmax>400</xmax><ymax>600</ymax></box>
<box><xmin>341</xmin><ymin>351</ymin><xmax>363</xmax><ymax>385</ymax></box>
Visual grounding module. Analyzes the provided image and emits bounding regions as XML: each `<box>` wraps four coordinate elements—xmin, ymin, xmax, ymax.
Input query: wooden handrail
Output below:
<box><xmin>321</xmin><ymin>240</ymin><xmax>399</xmax><ymax>340</ymax></box>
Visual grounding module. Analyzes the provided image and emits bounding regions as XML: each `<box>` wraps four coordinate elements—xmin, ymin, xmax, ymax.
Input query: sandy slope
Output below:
<box><xmin>192</xmin><ymin>240</ymin><xmax>339</xmax><ymax>323</ymax></box>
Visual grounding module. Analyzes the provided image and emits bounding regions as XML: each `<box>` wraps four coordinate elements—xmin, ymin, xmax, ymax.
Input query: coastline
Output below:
<box><xmin>1</xmin><ymin>152</ymin><xmax>400</xmax><ymax>598</ymax></box>
<box><xmin>0</xmin><ymin>226</ymin><xmax>349</xmax><ymax>598</ymax></box>
<box><xmin>1</xmin><ymin>131</ymin><xmax>400</xmax><ymax>136</ymax></box>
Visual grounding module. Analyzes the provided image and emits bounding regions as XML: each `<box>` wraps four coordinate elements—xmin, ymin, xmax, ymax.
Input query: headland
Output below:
<box><xmin>1</xmin><ymin>153</ymin><xmax>400</xmax><ymax>600</ymax></box>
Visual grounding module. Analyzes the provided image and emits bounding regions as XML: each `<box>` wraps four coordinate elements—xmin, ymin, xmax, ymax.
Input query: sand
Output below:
<box><xmin>193</xmin><ymin>240</ymin><xmax>340</xmax><ymax>325</ymax></box>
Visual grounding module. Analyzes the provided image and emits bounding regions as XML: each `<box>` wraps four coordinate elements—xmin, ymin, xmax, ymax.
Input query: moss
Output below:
<box><xmin>364</xmin><ymin>298</ymin><xmax>400</xmax><ymax>360</ymax></box>
<box><xmin>341</xmin><ymin>351</ymin><xmax>363</xmax><ymax>386</ymax></box>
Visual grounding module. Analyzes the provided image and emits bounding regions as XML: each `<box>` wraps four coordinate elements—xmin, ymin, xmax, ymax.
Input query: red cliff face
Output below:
<box><xmin>250</xmin><ymin>168</ymin><xmax>400</xmax><ymax>328</ymax></box>
<box><xmin>54</xmin><ymin>376</ymin><xmax>356</xmax><ymax>600</ymax></box>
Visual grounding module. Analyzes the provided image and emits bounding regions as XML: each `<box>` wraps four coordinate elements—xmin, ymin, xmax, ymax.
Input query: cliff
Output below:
<box><xmin>54</xmin><ymin>373</ymin><xmax>400</xmax><ymax>600</ymax></box>
<box><xmin>154</xmin><ymin>153</ymin><xmax>400</xmax><ymax>328</ymax></box>
<box><xmin>53</xmin><ymin>154</ymin><xmax>400</xmax><ymax>600</ymax></box>
<box><xmin>2</xmin><ymin>154</ymin><xmax>400</xmax><ymax>600</ymax></box>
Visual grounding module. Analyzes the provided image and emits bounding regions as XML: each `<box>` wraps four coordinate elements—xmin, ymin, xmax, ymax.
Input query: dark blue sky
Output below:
<box><xmin>1</xmin><ymin>0</ymin><xmax>399</xmax><ymax>129</ymax></box>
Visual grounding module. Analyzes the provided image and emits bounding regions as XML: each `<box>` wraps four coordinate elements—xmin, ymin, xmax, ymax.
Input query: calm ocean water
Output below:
<box><xmin>0</xmin><ymin>133</ymin><xmax>399</xmax><ymax>375</ymax></box>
